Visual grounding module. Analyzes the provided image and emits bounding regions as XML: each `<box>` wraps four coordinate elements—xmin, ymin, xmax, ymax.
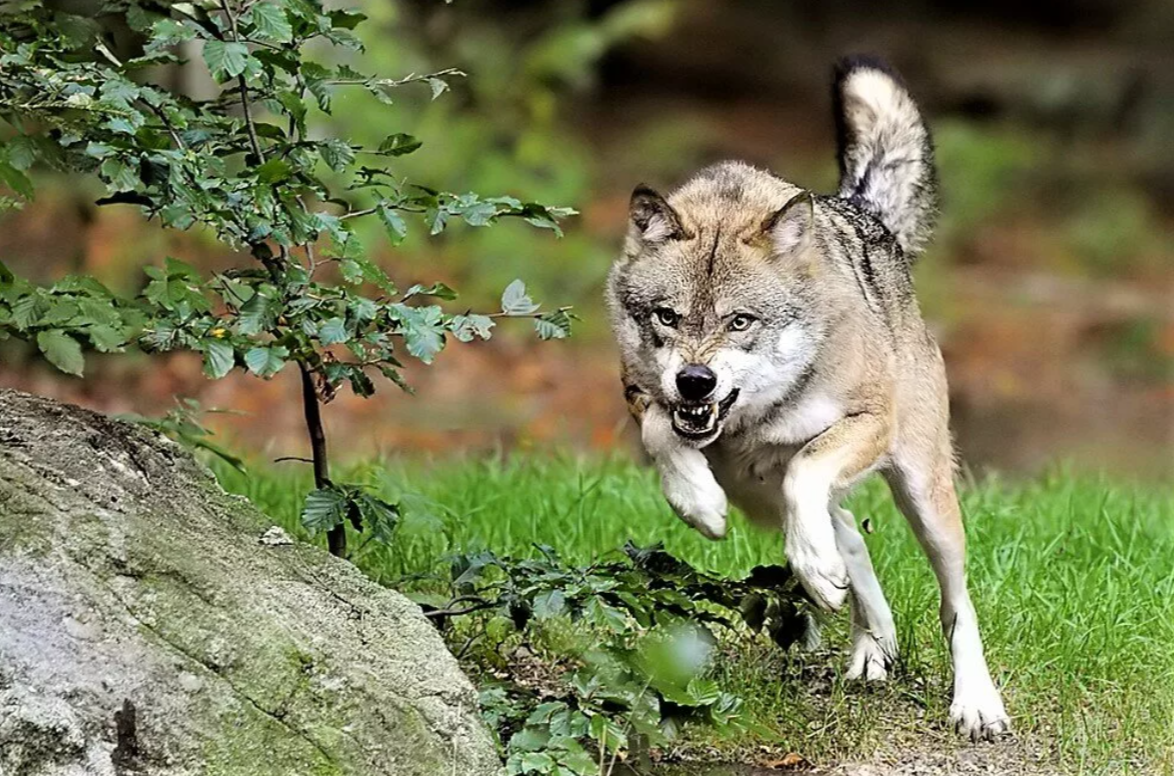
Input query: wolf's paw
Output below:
<box><xmin>663</xmin><ymin>475</ymin><xmax>727</xmax><ymax>540</ymax></box>
<box><xmin>846</xmin><ymin>632</ymin><xmax>895</xmax><ymax>681</ymax></box>
<box><xmin>788</xmin><ymin>545</ymin><xmax>849</xmax><ymax>611</ymax></box>
<box><xmin>949</xmin><ymin>684</ymin><xmax>1011</xmax><ymax>742</ymax></box>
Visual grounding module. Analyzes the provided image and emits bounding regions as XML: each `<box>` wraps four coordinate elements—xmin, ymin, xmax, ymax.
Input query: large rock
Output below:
<box><xmin>0</xmin><ymin>389</ymin><xmax>501</xmax><ymax>776</ymax></box>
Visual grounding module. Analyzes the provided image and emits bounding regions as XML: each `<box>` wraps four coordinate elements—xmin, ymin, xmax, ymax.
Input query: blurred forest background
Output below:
<box><xmin>1</xmin><ymin>0</ymin><xmax>1171</xmax><ymax>478</ymax></box>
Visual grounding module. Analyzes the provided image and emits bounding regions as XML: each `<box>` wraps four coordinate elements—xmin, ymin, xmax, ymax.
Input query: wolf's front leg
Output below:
<box><xmin>783</xmin><ymin>412</ymin><xmax>890</xmax><ymax>611</ymax></box>
<box><xmin>641</xmin><ymin>402</ymin><xmax>727</xmax><ymax>540</ymax></box>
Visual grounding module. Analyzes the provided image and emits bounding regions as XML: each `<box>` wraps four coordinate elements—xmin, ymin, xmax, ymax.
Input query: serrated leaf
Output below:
<box><xmin>353</xmin><ymin>491</ymin><xmax>399</xmax><ymax>543</ymax></box>
<box><xmin>247</xmin><ymin>2</ymin><xmax>293</xmax><ymax>42</ymax></box>
<box><xmin>303</xmin><ymin>62</ymin><xmax>333</xmax><ymax>112</ymax></box>
<box><xmin>377</xmin><ymin>133</ymin><xmax>422</xmax><ymax>156</ymax></box>
<box><xmin>501</xmin><ymin>279</ymin><xmax>539</xmax><ymax>315</ymax></box>
<box><xmin>10</xmin><ymin>293</ymin><xmax>48</xmax><ymax>329</ymax></box>
<box><xmin>203</xmin><ymin>40</ymin><xmax>250</xmax><ymax>82</ymax></box>
<box><xmin>450</xmin><ymin>314</ymin><xmax>494</xmax><ymax>343</ymax></box>
<box><xmin>87</xmin><ymin>325</ymin><xmax>127</xmax><ymax>353</ymax></box>
<box><xmin>318</xmin><ymin>138</ymin><xmax>355</xmax><ymax>173</ymax></box>
<box><xmin>202</xmin><ymin>339</ymin><xmax>235</xmax><ymax>379</ymax></box>
<box><xmin>36</xmin><ymin>329</ymin><xmax>84</xmax><ymax>376</ymax></box>
<box><xmin>534</xmin><ymin>309</ymin><xmax>572</xmax><ymax>340</ymax></box>
<box><xmin>318</xmin><ymin>317</ymin><xmax>347</xmax><ymax>345</ymax></box>
<box><xmin>244</xmin><ymin>345</ymin><xmax>288</xmax><ymax>377</ymax></box>
<box><xmin>391</xmin><ymin>304</ymin><xmax>445</xmax><ymax>364</ymax></box>
<box><xmin>301</xmin><ymin>487</ymin><xmax>347</xmax><ymax>533</ymax></box>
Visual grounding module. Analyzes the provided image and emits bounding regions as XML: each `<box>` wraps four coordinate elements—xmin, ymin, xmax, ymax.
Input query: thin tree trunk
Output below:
<box><xmin>298</xmin><ymin>362</ymin><xmax>344</xmax><ymax>556</ymax></box>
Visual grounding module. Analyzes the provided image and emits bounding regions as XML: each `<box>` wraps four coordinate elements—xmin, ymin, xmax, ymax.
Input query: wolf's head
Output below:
<box><xmin>607</xmin><ymin>163</ymin><xmax>828</xmax><ymax>445</ymax></box>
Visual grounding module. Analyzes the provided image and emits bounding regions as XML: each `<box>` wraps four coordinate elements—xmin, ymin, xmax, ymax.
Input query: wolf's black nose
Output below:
<box><xmin>677</xmin><ymin>365</ymin><xmax>717</xmax><ymax>401</ymax></box>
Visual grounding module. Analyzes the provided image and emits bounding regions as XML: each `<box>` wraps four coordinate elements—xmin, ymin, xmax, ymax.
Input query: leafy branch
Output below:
<box><xmin>0</xmin><ymin>0</ymin><xmax>575</xmax><ymax>556</ymax></box>
<box><xmin>414</xmin><ymin>543</ymin><xmax>816</xmax><ymax>775</ymax></box>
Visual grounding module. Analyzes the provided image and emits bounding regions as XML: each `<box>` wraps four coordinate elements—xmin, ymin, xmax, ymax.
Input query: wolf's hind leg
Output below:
<box><xmin>886</xmin><ymin>460</ymin><xmax>1010</xmax><ymax>741</ymax></box>
<box><xmin>833</xmin><ymin>505</ymin><xmax>897</xmax><ymax>680</ymax></box>
<box><xmin>641</xmin><ymin>403</ymin><xmax>727</xmax><ymax>540</ymax></box>
<box><xmin>783</xmin><ymin>412</ymin><xmax>889</xmax><ymax>612</ymax></box>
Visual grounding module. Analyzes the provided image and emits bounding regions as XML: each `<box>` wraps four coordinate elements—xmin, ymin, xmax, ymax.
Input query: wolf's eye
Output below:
<box><xmin>728</xmin><ymin>313</ymin><xmax>756</xmax><ymax>332</ymax></box>
<box><xmin>652</xmin><ymin>307</ymin><xmax>680</xmax><ymax>328</ymax></box>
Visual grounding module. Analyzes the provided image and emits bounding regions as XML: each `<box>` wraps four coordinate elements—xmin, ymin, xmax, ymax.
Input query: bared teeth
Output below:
<box><xmin>673</xmin><ymin>403</ymin><xmax>717</xmax><ymax>431</ymax></box>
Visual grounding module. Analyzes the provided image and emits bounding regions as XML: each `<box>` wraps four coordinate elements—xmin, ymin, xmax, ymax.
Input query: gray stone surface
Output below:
<box><xmin>0</xmin><ymin>389</ymin><xmax>501</xmax><ymax>776</ymax></box>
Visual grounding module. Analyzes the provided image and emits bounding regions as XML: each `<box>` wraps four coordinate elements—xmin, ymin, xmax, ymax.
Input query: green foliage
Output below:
<box><xmin>302</xmin><ymin>482</ymin><xmax>399</xmax><ymax>544</ymax></box>
<box><xmin>0</xmin><ymin>265</ymin><xmax>144</xmax><ymax>370</ymax></box>
<box><xmin>0</xmin><ymin>0</ymin><xmax>574</xmax><ymax>551</ymax></box>
<box><xmin>416</xmin><ymin>542</ymin><xmax>812</xmax><ymax>774</ymax></box>
<box><xmin>122</xmin><ymin>397</ymin><xmax>247</xmax><ymax>473</ymax></box>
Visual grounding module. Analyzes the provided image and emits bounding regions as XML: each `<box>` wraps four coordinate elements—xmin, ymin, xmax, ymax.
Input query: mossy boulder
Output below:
<box><xmin>0</xmin><ymin>389</ymin><xmax>501</xmax><ymax>776</ymax></box>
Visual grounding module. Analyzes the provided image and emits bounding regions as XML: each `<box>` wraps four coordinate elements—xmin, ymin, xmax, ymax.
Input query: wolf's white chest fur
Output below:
<box><xmin>705</xmin><ymin>391</ymin><xmax>844</xmax><ymax>526</ymax></box>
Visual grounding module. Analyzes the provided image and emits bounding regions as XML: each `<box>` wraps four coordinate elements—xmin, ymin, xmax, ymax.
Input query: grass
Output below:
<box><xmin>212</xmin><ymin>455</ymin><xmax>1174</xmax><ymax>774</ymax></box>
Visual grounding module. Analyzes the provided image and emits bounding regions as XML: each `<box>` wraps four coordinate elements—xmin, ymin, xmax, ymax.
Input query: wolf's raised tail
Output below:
<box><xmin>832</xmin><ymin>56</ymin><xmax>937</xmax><ymax>258</ymax></box>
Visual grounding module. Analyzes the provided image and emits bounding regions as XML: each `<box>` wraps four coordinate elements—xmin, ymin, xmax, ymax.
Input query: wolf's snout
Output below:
<box><xmin>676</xmin><ymin>365</ymin><xmax>717</xmax><ymax>401</ymax></box>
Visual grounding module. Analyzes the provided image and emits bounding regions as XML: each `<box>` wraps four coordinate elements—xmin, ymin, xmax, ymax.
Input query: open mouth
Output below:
<box><xmin>671</xmin><ymin>389</ymin><xmax>740</xmax><ymax>440</ymax></box>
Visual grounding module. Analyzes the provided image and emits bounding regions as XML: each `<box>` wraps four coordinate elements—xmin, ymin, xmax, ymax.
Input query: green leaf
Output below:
<box><xmin>256</xmin><ymin>158</ymin><xmax>293</xmax><ymax>184</ymax></box>
<box><xmin>100</xmin><ymin>157</ymin><xmax>139</xmax><ymax>192</ymax></box>
<box><xmin>203</xmin><ymin>40</ymin><xmax>250</xmax><ymax>82</ymax></box>
<box><xmin>353</xmin><ymin>491</ymin><xmax>399</xmax><ymax>543</ymax></box>
<box><xmin>202</xmin><ymin>339</ymin><xmax>235</xmax><ymax>379</ymax></box>
<box><xmin>244</xmin><ymin>345</ymin><xmax>288</xmax><ymax>377</ymax></box>
<box><xmin>303</xmin><ymin>62</ymin><xmax>333</xmax><ymax>112</ymax></box>
<box><xmin>450</xmin><ymin>314</ymin><xmax>494</xmax><ymax>343</ymax></box>
<box><xmin>318</xmin><ymin>317</ymin><xmax>347</xmax><ymax>345</ymax></box>
<box><xmin>301</xmin><ymin>487</ymin><xmax>347</xmax><ymax>533</ymax></box>
<box><xmin>377</xmin><ymin>133</ymin><xmax>422</xmax><ymax>156</ymax></box>
<box><xmin>508</xmin><ymin>727</ymin><xmax>551</xmax><ymax>753</ymax></box>
<box><xmin>247</xmin><ymin>2</ymin><xmax>293</xmax><ymax>42</ymax></box>
<box><xmin>237</xmin><ymin>289</ymin><xmax>277</xmax><ymax>335</ymax></box>
<box><xmin>532</xmin><ymin>590</ymin><xmax>566</xmax><ymax>620</ymax></box>
<box><xmin>148</xmin><ymin>17</ymin><xmax>196</xmax><ymax>52</ymax></box>
<box><xmin>391</xmin><ymin>304</ymin><xmax>445</xmax><ymax>364</ymax></box>
<box><xmin>5</xmin><ymin>135</ymin><xmax>38</xmax><ymax>171</ymax></box>
<box><xmin>36</xmin><ymin>329</ymin><xmax>84</xmax><ymax>376</ymax></box>
<box><xmin>0</xmin><ymin>161</ymin><xmax>35</xmax><ymax>199</ymax></box>
<box><xmin>318</xmin><ymin>139</ymin><xmax>355</xmax><ymax>173</ymax></box>
<box><xmin>501</xmin><ymin>280</ymin><xmax>539</xmax><ymax>315</ymax></box>
<box><xmin>518</xmin><ymin>752</ymin><xmax>555</xmax><ymax>773</ymax></box>
<box><xmin>456</xmin><ymin>200</ymin><xmax>498</xmax><ymax>227</ymax></box>
<box><xmin>10</xmin><ymin>293</ymin><xmax>48</xmax><ymax>329</ymax></box>
<box><xmin>426</xmin><ymin>206</ymin><xmax>448</xmax><ymax>235</ymax></box>
<box><xmin>377</xmin><ymin>204</ymin><xmax>407</xmax><ymax>245</ymax></box>
<box><xmin>534</xmin><ymin>309</ymin><xmax>573</xmax><ymax>340</ymax></box>
<box><xmin>87</xmin><ymin>325</ymin><xmax>127</xmax><ymax>353</ymax></box>
<box><xmin>402</xmin><ymin>282</ymin><xmax>457</xmax><ymax>301</ymax></box>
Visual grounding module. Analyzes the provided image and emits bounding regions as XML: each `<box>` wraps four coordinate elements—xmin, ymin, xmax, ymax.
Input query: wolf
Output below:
<box><xmin>606</xmin><ymin>57</ymin><xmax>1010</xmax><ymax>741</ymax></box>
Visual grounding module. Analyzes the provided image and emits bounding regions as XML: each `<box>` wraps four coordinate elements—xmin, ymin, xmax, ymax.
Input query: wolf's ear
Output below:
<box><xmin>629</xmin><ymin>185</ymin><xmax>685</xmax><ymax>243</ymax></box>
<box><xmin>762</xmin><ymin>191</ymin><xmax>815</xmax><ymax>257</ymax></box>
